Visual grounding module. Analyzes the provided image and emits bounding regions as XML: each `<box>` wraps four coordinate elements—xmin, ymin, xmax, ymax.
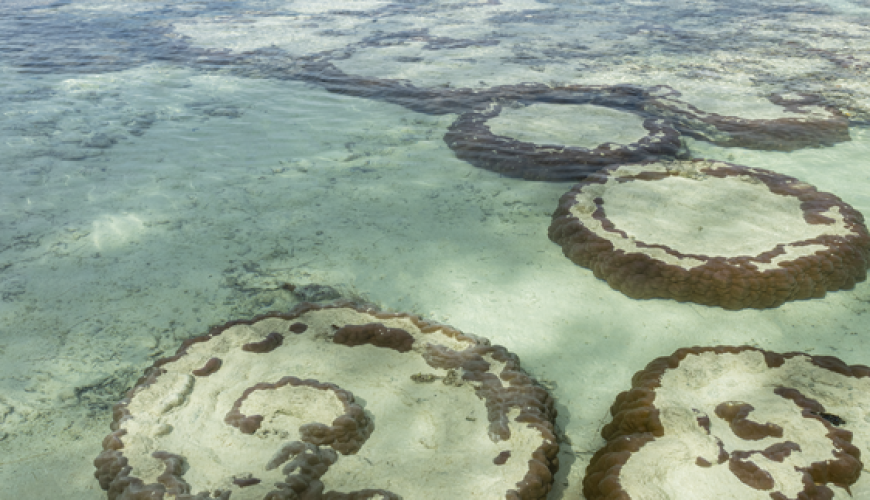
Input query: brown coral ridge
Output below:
<box><xmin>263</xmin><ymin>441</ymin><xmax>400</xmax><ymax>500</ymax></box>
<box><xmin>332</xmin><ymin>322</ymin><xmax>415</xmax><ymax>352</ymax></box>
<box><xmin>443</xmin><ymin>86</ymin><xmax>685</xmax><ymax>182</ymax></box>
<box><xmin>224</xmin><ymin>376</ymin><xmax>373</xmax><ymax>455</ymax></box>
<box><xmin>95</xmin><ymin>301</ymin><xmax>560</xmax><ymax>500</ymax></box>
<box><xmin>243</xmin><ymin>331</ymin><xmax>284</xmax><ymax>353</ymax></box>
<box><xmin>646</xmin><ymin>91</ymin><xmax>850</xmax><ymax>151</ymax></box>
<box><xmin>548</xmin><ymin>160</ymin><xmax>870</xmax><ymax>310</ymax></box>
<box><xmin>714</xmin><ymin>402</ymin><xmax>783</xmax><ymax>440</ymax></box>
<box><xmin>94</xmin><ymin>447</ymin><xmax>213</xmax><ymax>500</ymax></box>
<box><xmin>583</xmin><ymin>345</ymin><xmax>869</xmax><ymax>500</ymax></box>
<box><xmin>192</xmin><ymin>357</ymin><xmax>222</xmax><ymax>376</ymax></box>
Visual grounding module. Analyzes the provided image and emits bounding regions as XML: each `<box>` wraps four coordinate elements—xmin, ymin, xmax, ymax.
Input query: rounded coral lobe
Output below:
<box><xmin>548</xmin><ymin>159</ymin><xmax>870</xmax><ymax>309</ymax></box>
<box><xmin>584</xmin><ymin>346</ymin><xmax>870</xmax><ymax>500</ymax></box>
<box><xmin>94</xmin><ymin>302</ymin><xmax>559</xmax><ymax>500</ymax></box>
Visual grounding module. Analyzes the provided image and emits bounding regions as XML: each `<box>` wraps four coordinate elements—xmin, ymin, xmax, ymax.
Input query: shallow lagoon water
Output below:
<box><xmin>1</xmin><ymin>1</ymin><xmax>870</xmax><ymax>498</ymax></box>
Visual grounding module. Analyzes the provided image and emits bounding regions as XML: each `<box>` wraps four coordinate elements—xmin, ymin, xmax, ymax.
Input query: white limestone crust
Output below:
<box><xmin>487</xmin><ymin>103</ymin><xmax>649</xmax><ymax>150</ymax></box>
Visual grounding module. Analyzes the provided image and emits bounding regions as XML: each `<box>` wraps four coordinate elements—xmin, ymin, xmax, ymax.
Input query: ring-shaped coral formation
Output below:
<box><xmin>646</xmin><ymin>91</ymin><xmax>851</xmax><ymax>152</ymax></box>
<box><xmin>443</xmin><ymin>85</ymin><xmax>685</xmax><ymax>182</ymax></box>
<box><xmin>583</xmin><ymin>345</ymin><xmax>870</xmax><ymax>499</ymax></box>
<box><xmin>548</xmin><ymin>159</ymin><xmax>870</xmax><ymax>309</ymax></box>
<box><xmin>94</xmin><ymin>302</ymin><xmax>559</xmax><ymax>500</ymax></box>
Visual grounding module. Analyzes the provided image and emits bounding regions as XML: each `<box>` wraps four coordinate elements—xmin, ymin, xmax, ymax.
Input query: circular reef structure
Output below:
<box><xmin>583</xmin><ymin>345</ymin><xmax>870</xmax><ymax>499</ymax></box>
<box><xmin>645</xmin><ymin>92</ymin><xmax>851</xmax><ymax>152</ymax></box>
<box><xmin>94</xmin><ymin>302</ymin><xmax>559</xmax><ymax>500</ymax></box>
<box><xmin>443</xmin><ymin>84</ymin><xmax>685</xmax><ymax>182</ymax></box>
<box><xmin>548</xmin><ymin>159</ymin><xmax>870</xmax><ymax>309</ymax></box>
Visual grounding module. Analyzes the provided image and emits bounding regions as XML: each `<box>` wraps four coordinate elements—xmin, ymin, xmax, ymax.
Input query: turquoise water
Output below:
<box><xmin>1</xmin><ymin>1</ymin><xmax>870</xmax><ymax>498</ymax></box>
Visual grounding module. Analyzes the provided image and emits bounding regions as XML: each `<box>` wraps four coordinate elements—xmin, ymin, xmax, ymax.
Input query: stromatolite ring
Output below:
<box><xmin>548</xmin><ymin>159</ymin><xmax>870</xmax><ymax>309</ymax></box>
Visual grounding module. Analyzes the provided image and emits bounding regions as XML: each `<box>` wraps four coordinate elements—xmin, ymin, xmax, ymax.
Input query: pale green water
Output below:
<box><xmin>1</xmin><ymin>1</ymin><xmax>870</xmax><ymax>499</ymax></box>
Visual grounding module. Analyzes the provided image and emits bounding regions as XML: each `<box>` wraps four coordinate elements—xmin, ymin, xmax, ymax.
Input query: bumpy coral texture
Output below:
<box><xmin>548</xmin><ymin>160</ymin><xmax>870</xmax><ymax>309</ymax></box>
<box><xmin>583</xmin><ymin>346</ymin><xmax>869</xmax><ymax>500</ymax></box>
<box><xmin>94</xmin><ymin>301</ymin><xmax>559</xmax><ymax>500</ymax></box>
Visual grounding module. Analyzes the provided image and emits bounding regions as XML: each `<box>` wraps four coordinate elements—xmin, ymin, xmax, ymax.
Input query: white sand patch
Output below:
<box><xmin>240</xmin><ymin>384</ymin><xmax>347</xmax><ymax>434</ymax></box>
<box><xmin>488</xmin><ymin>103</ymin><xmax>649</xmax><ymax>149</ymax></box>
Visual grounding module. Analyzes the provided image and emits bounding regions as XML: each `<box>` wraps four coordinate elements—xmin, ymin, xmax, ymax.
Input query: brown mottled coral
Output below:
<box><xmin>94</xmin><ymin>302</ymin><xmax>558</xmax><ymax>500</ymax></box>
<box><xmin>548</xmin><ymin>159</ymin><xmax>870</xmax><ymax>309</ymax></box>
<box><xmin>584</xmin><ymin>346</ymin><xmax>870</xmax><ymax>500</ymax></box>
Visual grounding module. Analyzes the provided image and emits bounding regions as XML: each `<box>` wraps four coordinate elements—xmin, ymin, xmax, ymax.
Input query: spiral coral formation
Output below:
<box><xmin>548</xmin><ymin>159</ymin><xmax>870</xmax><ymax>309</ymax></box>
<box><xmin>94</xmin><ymin>302</ymin><xmax>559</xmax><ymax>500</ymax></box>
<box><xmin>583</xmin><ymin>346</ymin><xmax>870</xmax><ymax>500</ymax></box>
